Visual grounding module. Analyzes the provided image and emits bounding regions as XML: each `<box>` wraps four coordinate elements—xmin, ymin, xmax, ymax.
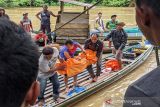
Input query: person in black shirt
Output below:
<box><xmin>84</xmin><ymin>33</ymin><xmax>103</xmax><ymax>82</ymax></box>
<box><xmin>123</xmin><ymin>0</ymin><xmax>160</xmax><ymax>107</ymax></box>
<box><xmin>104</xmin><ymin>22</ymin><xmax>128</xmax><ymax>68</ymax></box>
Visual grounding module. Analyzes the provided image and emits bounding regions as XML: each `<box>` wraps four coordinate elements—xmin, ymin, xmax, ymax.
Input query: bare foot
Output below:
<box><xmin>55</xmin><ymin>98</ymin><xmax>63</xmax><ymax>104</ymax></box>
<box><xmin>64</xmin><ymin>87</ymin><xmax>69</xmax><ymax>94</ymax></box>
<box><xmin>38</xmin><ymin>100</ymin><xmax>45</xmax><ymax>106</ymax></box>
<box><xmin>90</xmin><ymin>79</ymin><xmax>96</xmax><ymax>83</ymax></box>
<box><xmin>93</xmin><ymin>76</ymin><xmax>98</xmax><ymax>82</ymax></box>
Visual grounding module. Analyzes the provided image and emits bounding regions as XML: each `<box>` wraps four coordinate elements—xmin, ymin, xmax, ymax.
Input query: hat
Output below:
<box><xmin>98</xmin><ymin>12</ymin><xmax>102</xmax><ymax>14</ymax></box>
<box><xmin>117</xmin><ymin>22</ymin><xmax>126</xmax><ymax>27</ymax></box>
<box><xmin>23</xmin><ymin>13</ymin><xmax>28</xmax><ymax>16</ymax></box>
<box><xmin>111</xmin><ymin>15</ymin><xmax>117</xmax><ymax>18</ymax></box>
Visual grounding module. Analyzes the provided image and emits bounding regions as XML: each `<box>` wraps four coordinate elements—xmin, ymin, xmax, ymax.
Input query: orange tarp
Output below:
<box><xmin>105</xmin><ymin>59</ymin><xmax>121</xmax><ymax>71</ymax></box>
<box><xmin>56</xmin><ymin>49</ymin><xmax>97</xmax><ymax>77</ymax></box>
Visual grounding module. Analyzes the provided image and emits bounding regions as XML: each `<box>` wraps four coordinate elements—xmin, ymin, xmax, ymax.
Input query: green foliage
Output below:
<box><xmin>0</xmin><ymin>0</ymin><xmax>131</xmax><ymax>7</ymax></box>
<box><xmin>102</xmin><ymin>0</ymin><xmax>130</xmax><ymax>7</ymax></box>
<box><xmin>18</xmin><ymin>0</ymin><xmax>44</xmax><ymax>7</ymax></box>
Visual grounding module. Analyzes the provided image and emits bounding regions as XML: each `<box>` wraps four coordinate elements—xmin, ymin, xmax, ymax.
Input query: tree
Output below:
<box><xmin>30</xmin><ymin>0</ymin><xmax>35</xmax><ymax>6</ymax></box>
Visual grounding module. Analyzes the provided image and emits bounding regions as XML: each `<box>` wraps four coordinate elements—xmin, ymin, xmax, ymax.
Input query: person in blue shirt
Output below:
<box><xmin>59</xmin><ymin>39</ymin><xmax>84</xmax><ymax>93</ymax></box>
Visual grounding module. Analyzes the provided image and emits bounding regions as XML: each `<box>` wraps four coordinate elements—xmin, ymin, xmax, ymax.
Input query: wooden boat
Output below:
<box><xmin>41</xmin><ymin>45</ymin><xmax>153</xmax><ymax>107</ymax></box>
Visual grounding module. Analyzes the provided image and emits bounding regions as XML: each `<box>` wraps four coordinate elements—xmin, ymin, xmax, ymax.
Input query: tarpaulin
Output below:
<box><xmin>56</xmin><ymin>49</ymin><xmax>97</xmax><ymax>77</ymax></box>
<box><xmin>105</xmin><ymin>59</ymin><xmax>121</xmax><ymax>71</ymax></box>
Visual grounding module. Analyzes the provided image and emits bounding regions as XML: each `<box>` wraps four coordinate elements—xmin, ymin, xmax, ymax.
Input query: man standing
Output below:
<box><xmin>36</xmin><ymin>5</ymin><xmax>59</xmax><ymax>42</ymax></box>
<box><xmin>124</xmin><ymin>0</ymin><xmax>160</xmax><ymax>107</ymax></box>
<box><xmin>20</xmin><ymin>13</ymin><xmax>33</xmax><ymax>35</ymax></box>
<box><xmin>38</xmin><ymin>47</ymin><xmax>66</xmax><ymax>105</ymax></box>
<box><xmin>84</xmin><ymin>33</ymin><xmax>103</xmax><ymax>82</ymax></box>
<box><xmin>106</xmin><ymin>15</ymin><xmax>118</xmax><ymax>30</ymax></box>
<box><xmin>104</xmin><ymin>22</ymin><xmax>128</xmax><ymax>68</ymax></box>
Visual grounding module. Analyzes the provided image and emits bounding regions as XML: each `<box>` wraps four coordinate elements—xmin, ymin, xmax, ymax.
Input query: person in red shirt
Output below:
<box><xmin>20</xmin><ymin>13</ymin><xmax>33</xmax><ymax>35</ymax></box>
<box><xmin>34</xmin><ymin>32</ymin><xmax>48</xmax><ymax>47</ymax></box>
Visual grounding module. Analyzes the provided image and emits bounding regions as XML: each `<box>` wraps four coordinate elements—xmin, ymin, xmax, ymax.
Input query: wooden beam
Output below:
<box><xmin>60</xmin><ymin>1</ymin><xmax>64</xmax><ymax>13</ymax></box>
<box><xmin>59</xmin><ymin>0</ymin><xmax>92</xmax><ymax>7</ymax></box>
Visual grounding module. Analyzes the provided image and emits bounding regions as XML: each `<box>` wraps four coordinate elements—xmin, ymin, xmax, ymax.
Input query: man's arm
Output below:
<box><xmin>84</xmin><ymin>40</ymin><xmax>89</xmax><ymax>50</ymax></box>
<box><xmin>76</xmin><ymin>42</ymin><xmax>84</xmax><ymax>52</ymax></box>
<box><xmin>50</xmin><ymin>11</ymin><xmax>58</xmax><ymax>17</ymax></box>
<box><xmin>36</xmin><ymin>12</ymin><xmax>41</xmax><ymax>21</ymax></box>
<box><xmin>106</xmin><ymin>21</ymin><xmax>109</xmax><ymax>29</ymax></box>
<box><xmin>64</xmin><ymin>52</ymin><xmax>71</xmax><ymax>59</ymax></box>
<box><xmin>104</xmin><ymin>31</ymin><xmax>113</xmax><ymax>41</ymax></box>
<box><xmin>48</xmin><ymin>65</ymin><xmax>66</xmax><ymax>73</ymax></box>
<box><xmin>30</xmin><ymin>20</ymin><xmax>33</xmax><ymax>31</ymax></box>
<box><xmin>20</xmin><ymin>21</ymin><xmax>23</xmax><ymax>27</ymax></box>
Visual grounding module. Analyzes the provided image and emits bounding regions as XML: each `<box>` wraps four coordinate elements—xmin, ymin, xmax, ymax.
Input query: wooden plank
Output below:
<box><xmin>56</xmin><ymin>37</ymin><xmax>88</xmax><ymax>43</ymax></box>
<box><xmin>61</xmin><ymin>13</ymin><xmax>89</xmax><ymax>19</ymax></box>
<box><xmin>56</xmin><ymin>36</ymin><xmax>87</xmax><ymax>39</ymax></box>
<box><xmin>56</xmin><ymin>28</ymin><xmax>89</xmax><ymax>36</ymax></box>
<box><xmin>59</xmin><ymin>0</ymin><xmax>92</xmax><ymax>7</ymax></box>
<box><xmin>56</xmin><ymin>39</ymin><xmax>87</xmax><ymax>44</ymax></box>
<box><xmin>60</xmin><ymin>13</ymin><xmax>89</xmax><ymax>24</ymax></box>
<box><xmin>55</xmin><ymin>23</ymin><xmax>89</xmax><ymax>29</ymax></box>
<box><xmin>56</xmin><ymin>34</ymin><xmax>88</xmax><ymax>37</ymax></box>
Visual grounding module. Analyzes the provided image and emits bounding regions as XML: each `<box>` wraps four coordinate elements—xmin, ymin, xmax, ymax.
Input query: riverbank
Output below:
<box><xmin>5</xmin><ymin>7</ymin><xmax>136</xmax><ymax>30</ymax></box>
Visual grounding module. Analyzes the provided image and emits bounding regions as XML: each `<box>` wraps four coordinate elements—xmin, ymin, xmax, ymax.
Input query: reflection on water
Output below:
<box><xmin>74</xmin><ymin>53</ymin><xmax>156</xmax><ymax>107</ymax></box>
<box><xmin>5</xmin><ymin>7</ymin><xmax>136</xmax><ymax>30</ymax></box>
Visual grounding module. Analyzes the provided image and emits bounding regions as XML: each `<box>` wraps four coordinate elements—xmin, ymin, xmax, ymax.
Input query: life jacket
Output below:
<box><xmin>105</xmin><ymin>59</ymin><xmax>121</xmax><ymax>71</ymax></box>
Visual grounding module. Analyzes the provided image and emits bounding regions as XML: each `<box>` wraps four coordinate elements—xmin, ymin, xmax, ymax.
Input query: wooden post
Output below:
<box><xmin>155</xmin><ymin>46</ymin><xmax>160</xmax><ymax>66</ymax></box>
<box><xmin>60</xmin><ymin>1</ymin><xmax>64</xmax><ymax>13</ymax></box>
<box><xmin>87</xmin><ymin>7</ymin><xmax>89</xmax><ymax>14</ymax></box>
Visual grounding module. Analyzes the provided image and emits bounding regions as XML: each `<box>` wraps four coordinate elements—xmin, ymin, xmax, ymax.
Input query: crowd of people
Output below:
<box><xmin>1</xmin><ymin>0</ymin><xmax>160</xmax><ymax>106</ymax></box>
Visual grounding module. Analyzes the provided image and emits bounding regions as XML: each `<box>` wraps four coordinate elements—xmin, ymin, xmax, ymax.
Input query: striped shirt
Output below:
<box><xmin>20</xmin><ymin>19</ymin><xmax>32</xmax><ymax>33</ymax></box>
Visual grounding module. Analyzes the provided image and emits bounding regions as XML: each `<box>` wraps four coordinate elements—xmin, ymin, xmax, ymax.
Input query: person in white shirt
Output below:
<box><xmin>94</xmin><ymin>12</ymin><xmax>108</xmax><ymax>36</ymax></box>
<box><xmin>37</xmin><ymin>47</ymin><xmax>65</xmax><ymax>105</ymax></box>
